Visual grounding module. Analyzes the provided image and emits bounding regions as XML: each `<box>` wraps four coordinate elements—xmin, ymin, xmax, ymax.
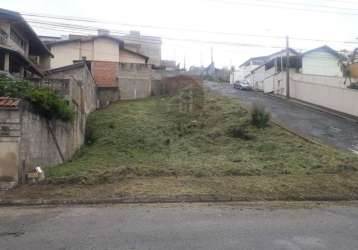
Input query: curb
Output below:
<box><xmin>1</xmin><ymin>196</ymin><xmax>358</xmax><ymax>207</ymax></box>
<box><xmin>267</xmin><ymin>93</ymin><xmax>358</xmax><ymax>124</ymax></box>
<box><xmin>289</xmin><ymin>98</ymin><xmax>358</xmax><ymax>124</ymax></box>
<box><xmin>270</xmin><ymin>119</ymin><xmax>323</xmax><ymax>146</ymax></box>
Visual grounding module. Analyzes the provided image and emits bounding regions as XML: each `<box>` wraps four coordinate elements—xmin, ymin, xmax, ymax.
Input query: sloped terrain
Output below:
<box><xmin>45</xmin><ymin>87</ymin><xmax>358</xmax><ymax>184</ymax></box>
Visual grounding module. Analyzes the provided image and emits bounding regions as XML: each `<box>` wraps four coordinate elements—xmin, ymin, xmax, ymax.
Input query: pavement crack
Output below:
<box><xmin>0</xmin><ymin>230</ymin><xmax>25</xmax><ymax>237</ymax></box>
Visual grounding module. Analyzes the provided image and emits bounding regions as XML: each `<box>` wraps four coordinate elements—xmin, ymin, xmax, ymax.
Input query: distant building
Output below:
<box><xmin>161</xmin><ymin>60</ymin><xmax>179</xmax><ymax>71</ymax></box>
<box><xmin>230</xmin><ymin>56</ymin><xmax>267</xmax><ymax>84</ymax></box>
<box><xmin>0</xmin><ymin>8</ymin><xmax>53</xmax><ymax>78</ymax></box>
<box><xmin>120</xmin><ymin>31</ymin><xmax>162</xmax><ymax>67</ymax></box>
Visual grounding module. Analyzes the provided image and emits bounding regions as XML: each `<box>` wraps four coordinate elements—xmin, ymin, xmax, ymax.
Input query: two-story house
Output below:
<box><xmin>230</xmin><ymin>56</ymin><xmax>267</xmax><ymax>84</ymax></box>
<box><xmin>46</xmin><ymin>30</ymin><xmax>149</xmax><ymax>87</ymax></box>
<box><xmin>0</xmin><ymin>8</ymin><xmax>53</xmax><ymax>78</ymax></box>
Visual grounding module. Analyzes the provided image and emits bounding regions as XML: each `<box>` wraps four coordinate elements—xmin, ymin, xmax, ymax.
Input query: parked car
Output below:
<box><xmin>233</xmin><ymin>81</ymin><xmax>252</xmax><ymax>90</ymax></box>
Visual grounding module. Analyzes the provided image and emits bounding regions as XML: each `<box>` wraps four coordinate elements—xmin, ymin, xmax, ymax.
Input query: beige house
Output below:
<box><xmin>46</xmin><ymin>32</ymin><xmax>152</xmax><ymax>103</ymax></box>
<box><xmin>48</xmin><ymin>35</ymin><xmax>148</xmax><ymax>69</ymax></box>
<box><xmin>0</xmin><ymin>8</ymin><xmax>52</xmax><ymax>78</ymax></box>
<box><xmin>46</xmin><ymin>33</ymin><xmax>149</xmax><ymax>87</ymax></box>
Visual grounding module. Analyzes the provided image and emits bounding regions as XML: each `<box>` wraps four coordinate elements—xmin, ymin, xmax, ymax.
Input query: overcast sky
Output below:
<box><xmin>2</xmin><ymin>0</ymin><xmax>358</xmax><ymax>68</ymax></box>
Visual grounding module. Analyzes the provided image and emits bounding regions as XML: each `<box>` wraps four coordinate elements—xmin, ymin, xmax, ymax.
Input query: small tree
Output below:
<box><xmin>251</xmin><ymin>103</ymin><xmax>270</xmax><ymax>129</ymax></box>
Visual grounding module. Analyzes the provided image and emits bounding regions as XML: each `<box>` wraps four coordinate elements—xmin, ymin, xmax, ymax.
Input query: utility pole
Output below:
<box><xmin>286</xmin><ymin>36</ymin><xmax>290</xmax><ymax>98</ymax></box>
<box><xmin>184</xmin><ymin>55</ymin><xmax>186</xmax><ymax>71</ymax></box>
<box><xmin>211</xmin><ymin>47</ymin><xmax>214</xmax><ymax>65</ymax></box>
<box><xmin>200</xmin><ymin>51</ymin><xmax>203</xmax><ymax>67</ymax></box>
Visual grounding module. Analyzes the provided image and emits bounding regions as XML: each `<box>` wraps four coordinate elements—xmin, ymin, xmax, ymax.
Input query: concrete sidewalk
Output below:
<box><xmin>204</xmin><ymin>81</ymin><xmax>358</xmax><ymax>153</ymax></box>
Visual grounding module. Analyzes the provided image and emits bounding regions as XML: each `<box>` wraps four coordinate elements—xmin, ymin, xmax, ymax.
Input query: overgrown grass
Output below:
<box><xmin>46</xmin><ymin>87</ymin><xmax>358</xmax><ymax>184</ymax></box>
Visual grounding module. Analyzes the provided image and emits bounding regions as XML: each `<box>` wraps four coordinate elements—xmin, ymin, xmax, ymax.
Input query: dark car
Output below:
<box><xmin>233</xmin><ymin>80</ymin><xmax>252</xmax><ymax>90</ymax></box>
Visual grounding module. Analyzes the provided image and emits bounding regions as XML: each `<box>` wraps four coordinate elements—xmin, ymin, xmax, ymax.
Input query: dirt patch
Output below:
<box><xmin>2</xmin><ymin>174</ymin><xmax>358</xmax><ymax>202</ymax></box>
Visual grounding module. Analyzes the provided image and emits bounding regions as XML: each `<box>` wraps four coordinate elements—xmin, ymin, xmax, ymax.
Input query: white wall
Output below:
<box><xmin>290</xmin><ymin>73</ymin><xmax>358</xmax><ymax>117</ymax></box>
<box><xmin>302</xmin><ymin>51</ymin><xmax>343</xmax><ymax>77</ymax></box>
<box><xmin>250</xmin><ymin>66</ymin><xmax>265</xmax><ymax>90</ymax></box>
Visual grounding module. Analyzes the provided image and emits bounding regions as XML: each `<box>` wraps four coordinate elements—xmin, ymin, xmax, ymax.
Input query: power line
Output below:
<box><xmin>30</xmin><ymin>23</ymin><xmax>287</xmax><ymax>49</ymax></box>
<box><xmin>206</xmin><ymin>0</ymin><xmax>358</xmax><ymax>12</ymax></box>
<box><xmin>319</xmin><ymin>0</ymin><xmax>358</xmax><ymax>5</ymax></box>
<box><xmin>34</xmin><ymin>23</ymin><xmax>353</xmax><ymax>56</ymax></box>
<box><xmin>25</xmin><ymin>14</ymin><xmax>358</xmax><ymax>45</ymax></box>
<box><xmin>204</xmin><ymin>0</ymin><xmax>358</xmax><ymax>16</ymax></box>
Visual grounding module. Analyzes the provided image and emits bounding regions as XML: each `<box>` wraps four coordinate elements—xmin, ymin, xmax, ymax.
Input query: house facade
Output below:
<box><xmin>46</xmin><ymin>32</ymin><xmax>152</xmax><ymax>102</ymax></box>
<box><xmin>230</xmin><ymin>56</ymin><xmax>267</xmax><ymax>84</ymax></box>
<box><xmin>249</xmin><ymin>64</ymin><xmax>265</xmax><ymax>90</ymax></box>
<box><xmin>0</xmin><ymin>8</ymin><xmax>52</xmax><ymax>78</ymax></box>
<box><xmin>263</xmin><ymin>48</ymin><xmax>301</xmax><ymax>94</ymax></box>
<box><xmin>301</xmin><ymin>45</ymin><xmax>344</xmax><ymax>78</ymax></box>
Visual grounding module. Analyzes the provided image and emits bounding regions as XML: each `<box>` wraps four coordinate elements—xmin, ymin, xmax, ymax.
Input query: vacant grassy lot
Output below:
<box><xmin>44</xmin><ymin>87</ymin><xmax>358</xmax><ymax>187</ymax></box>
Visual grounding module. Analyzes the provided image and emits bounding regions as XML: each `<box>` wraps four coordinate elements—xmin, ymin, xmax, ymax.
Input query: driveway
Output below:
<box><xmin>1</xmin><ymin>202</ymin><xmax>358</xmax><ymax>250</ymax></box>
<box><xmin>204</xmin><ymin>81</ymin><xmax>358</xmax><ymax>152</ymax></box>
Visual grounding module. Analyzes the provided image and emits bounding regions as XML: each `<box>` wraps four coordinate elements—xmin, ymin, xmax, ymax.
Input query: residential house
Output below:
<box><xmin>262</xmin><ymin>48</ymin><xmax>301</xmax><ymax>94</ymax></box>
<box><xmin>249</xmin><ymin>64</ymin><xmax>265</xmax><ymax>91</ymax></box>
<box><xmin>287</xmin><ymin>46</ymin><xmax>358</xmax><ymax>117</ymax></box>
<box><xmin>301</xmin><ymin>45</ymin><xmax>345</xmax><ymax>78</ymax></box>
<box><xmin>230</xmin><ymin>56</ymin><xmax>267</xmax><ymax>84</ymax></box>
<box><xmin>0</xmin><ymin>8</ymin><xmax>53</xmax><ymax>78</ymax></box>
<box><xmin>0</xmin><ymin>10</ymin><xmax>98</xmax><ymax>188</ymax></box>
<box><xmin>46</xmin><ymin>31</ymin><xmax>152</xmax><ymax>102</ymax></box>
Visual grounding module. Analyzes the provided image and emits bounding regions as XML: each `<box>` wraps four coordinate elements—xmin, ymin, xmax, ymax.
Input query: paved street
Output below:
<box><xmin>204</xmin><ymin>81</ymin><xmax>358</xmax><ymax>152</ymax></box>
<box><xmin>1</xmin><ymin>202</ymin><xmax>358</xmax><ymax>250</ymax></box>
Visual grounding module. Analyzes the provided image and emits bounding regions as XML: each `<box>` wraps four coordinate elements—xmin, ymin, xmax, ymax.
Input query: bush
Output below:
<box><xmin>0</xmin><ymin>76</ymin><xmax>74</xmax><ymax>121</ymax></box>
<box><xmin>251</xmin><ymin>104</ymin><xmax>270</xmax><ymax>128</ymax></box>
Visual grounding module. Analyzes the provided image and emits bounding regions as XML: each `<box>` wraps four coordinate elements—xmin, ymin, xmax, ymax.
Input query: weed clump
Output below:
<box><xmin>251</xmin><ymin>103</ymin><xmax>270</xmax><ymax>129</ymax></box>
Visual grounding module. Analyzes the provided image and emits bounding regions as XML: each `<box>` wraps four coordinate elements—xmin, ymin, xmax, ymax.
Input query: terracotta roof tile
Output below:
<box><xmin>0</xmin><ymin>97</ymin><xmax>20</xmax><ymax>108</ymax></box>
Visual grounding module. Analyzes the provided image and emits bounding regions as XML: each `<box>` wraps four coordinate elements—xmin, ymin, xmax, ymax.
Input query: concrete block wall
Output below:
<box><xmin>0</xmin><ymin>109</ymin><xmax>21</xmax><ymax>184</ymax></box>
<box><xmin>0</xmin><ymin>63</ymin><xmax>98</xmax><ymax>186</ymax></box>
<box><xmin>118</xmin><ymin>63</ymin><xmax>152</xmax><ymax>100</ymax></box>
<box><xmin>97</xmin><ymin>87</ymin><xmax>120</xmax><ymax>107</ymax></box>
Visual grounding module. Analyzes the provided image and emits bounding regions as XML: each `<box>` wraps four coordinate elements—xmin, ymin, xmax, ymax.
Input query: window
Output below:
<box><xmin>0</xmin><ymin>51</ymin><xmax>4</xmax><ymax>70</ymax></box>
<box><xmin>0</xmin><ymin>29</ymin><xmax>7</xmax><ymax>45</ymax></box>
<box><xmin>10</xmin><ymin>28</ymin><xmax>27</xmax><ymax>51</ymax></box>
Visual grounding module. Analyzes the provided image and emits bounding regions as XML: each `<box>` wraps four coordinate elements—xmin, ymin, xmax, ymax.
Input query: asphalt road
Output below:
<box><xmin>1</xmin><ymin>202</ymin><xmax>358</xmax><ymax>250</ymax></box>
<box><xmin>204</xmin><ymin>81</ymin><xmax>358</xmax><ymax>152</ymax></box>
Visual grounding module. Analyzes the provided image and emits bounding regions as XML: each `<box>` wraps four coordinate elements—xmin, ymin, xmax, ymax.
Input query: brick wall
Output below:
<box><xmin>91</xmin><ymin>61</ymin><xmax>118</xmax><ymax>87</ymax></box>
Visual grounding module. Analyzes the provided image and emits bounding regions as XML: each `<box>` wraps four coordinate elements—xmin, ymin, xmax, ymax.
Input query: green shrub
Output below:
<box><xmin>251</xmin><ymin>103</ymin><xmax>270</xmax><ymax>129</ymax></box>
<box><xmin>0</xmin><ymin>75</ymin><xmax>74</xmax><ymax>121</ymax></box>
